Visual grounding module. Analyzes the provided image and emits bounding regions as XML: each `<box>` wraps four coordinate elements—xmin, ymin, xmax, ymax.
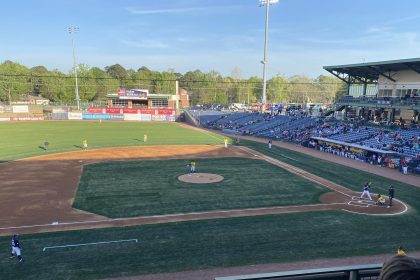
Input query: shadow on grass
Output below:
<box><xmin>73</xmin><ymin>145</ymin><xmax>82</xmax><ymax>149</ymax></box>
<box><xmin>38</xmin><ymin>146</ymin><xmax>47</xmax><ymax>151</ymax></box>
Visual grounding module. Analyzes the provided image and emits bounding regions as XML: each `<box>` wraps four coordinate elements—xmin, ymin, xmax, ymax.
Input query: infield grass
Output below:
<box><xmin>73</xmin><ymin>157</ymin><xmax>328</xmax><ymax>217</ymax></box>
<box><xmin>0</xmin><ymin>121</ymin><xmax>225</xmax><ymax>161</ymax></box>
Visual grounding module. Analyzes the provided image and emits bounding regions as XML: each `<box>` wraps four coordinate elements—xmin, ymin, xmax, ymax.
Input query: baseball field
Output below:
<box><xmin>0</xmin><ymin>121</ymin><xmax>419</xmax><ymax>280</ymax></box>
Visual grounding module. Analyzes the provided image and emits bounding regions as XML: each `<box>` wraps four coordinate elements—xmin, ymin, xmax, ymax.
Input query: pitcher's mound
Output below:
<box><xmin>178</xmin><ymin>173</ymin><xmax>224</xmax><ymax>184</ymax></box>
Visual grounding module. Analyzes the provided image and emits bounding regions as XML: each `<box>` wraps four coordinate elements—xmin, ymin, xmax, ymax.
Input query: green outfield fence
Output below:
<box><xmin>215</xmin><ymin>264</ymin><xmax>382</xmax><ymax>280</ymax></box>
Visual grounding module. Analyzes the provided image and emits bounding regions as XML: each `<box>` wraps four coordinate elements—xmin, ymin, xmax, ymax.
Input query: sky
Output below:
<box><xmin>1</xmin><ymin>0</ymin><xmax>420</xmax><ymax>78</ymax></box>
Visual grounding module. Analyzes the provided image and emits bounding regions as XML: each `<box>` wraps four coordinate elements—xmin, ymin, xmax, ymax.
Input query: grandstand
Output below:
<box><xmin>324</xmin><ymin>58</ymin><xmax>420</xmax><ymax>123</ymax></box>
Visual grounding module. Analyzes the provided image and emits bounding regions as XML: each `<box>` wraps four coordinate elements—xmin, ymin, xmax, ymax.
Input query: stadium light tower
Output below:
<box><xmin>259</xmin><ymin>0</ymin><xmax>279</xmax><ymax>112</ymax></box>
<box><xmin>68</xmin><ymin>26</ymin><xmax>81</xmax><ymax>111</ymax></box>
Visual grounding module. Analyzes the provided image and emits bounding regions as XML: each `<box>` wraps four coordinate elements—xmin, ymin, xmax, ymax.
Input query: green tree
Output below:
<box><xmin>0</xmin><ymin>61</ymin><xmax>31</xmax><ymax>103</ymax></box>
<box><xmin>288</xmin><ymin>75</ymin><xmax>315</xmax><ymax>104</ymax></box>
<box><xmin>315</xmin><ymin>75</ymin><xmax>346</xmax><ymax>103</ymax></box>
<box><xmin>267</xmin><ymin>75</ymin><xmax>289</xmax><ymax>103</ymax></box>
<box><xmin>104</xmin><ymin>64</ymin><xmax>128</xmax><ymax>85</ymax></box>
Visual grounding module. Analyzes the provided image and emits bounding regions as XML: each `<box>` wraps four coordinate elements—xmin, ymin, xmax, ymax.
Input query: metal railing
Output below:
<box><xmin>215</xmin><ymin>264</ymin><xmax>382</xmax><ymax>280</ymax></box>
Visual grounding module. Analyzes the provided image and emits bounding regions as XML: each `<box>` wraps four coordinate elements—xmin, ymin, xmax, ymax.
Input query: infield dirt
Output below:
<box><xmin>0</xmin><ymin>144</ymin><xmax>407</xmax><ymax>237</ymax></box>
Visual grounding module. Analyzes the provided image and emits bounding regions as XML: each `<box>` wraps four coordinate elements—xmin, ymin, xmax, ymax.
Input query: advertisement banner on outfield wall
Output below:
<box><xmin>87</xmin><ymin>107</ymin><xmax>104</xmax><ymax>114</ymax></box>
<box><xmin>12</xmin><ymin>105</ymin><xmax>29</xmax><ymax>113</ymax></box>
<box><xmin>82</xmin><ymin>114</ymin><xmax>111</xmax><ymax>120</ymax></box>
<box><xmin>51</xmin><ymin>113</ymin><xmax>68</xmax><ymax>120</ymax></box>
<box><xmin>109</xmin><ymin>114</ymin><xmax>124</xmax><ymax>120</ymax></box>
<box><xmin>124</xmin><ymin>114</ymin><xmax>142</xmax><ymax>121</ymax></box>
<box><xmin>105</xmin><ymin>108</ymin><xmax>123</xmax><ymax>114</ymax></box>
<box><xmin>11</xmin><ymin>116</ymin><xmax>44</xmax><ymax>121</ymax></box>
<box><xmin>168</xmin><ymin>115</ymin><xmax>176</xmax><ymax>122</ymax></box>
<box><xmin>157</xmin><ymin>109</ymin><xmax>175</xmax><ymax>115</ymax></box>
<box><xmin>141</xmin><ymin>114</ymin><xmax>152</xmax><ymax>121</ymax></box>
<box><xmin>152</xmin><ymin>114</ymin><xmax>167</xmax><ymax>121</ymax></box>
<box><xmin>122</xmin><ymin>108</ymin><xmax>139</xmax><ymax>114</ymax></box>
<box><xmin>67</xmin><ymin>112</ymin><xmax>83</xmax><ymax>120</ymax></box>
<box><xmin>140</xmin><ymin>108</ymin><xmax>158</xmax><ymax>115</ymax></box>
<box><xmin>0</xmin><ymin>117</ymin><xmax>10</xmax><ymax>121</ymax></box>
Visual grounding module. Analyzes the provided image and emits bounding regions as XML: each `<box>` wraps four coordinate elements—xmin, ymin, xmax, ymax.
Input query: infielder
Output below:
<box><xmin>224</xmin><ymin>138</ymin><xmax>228</xmax><ymax>148</ymax></box>
<box><xmin>360</xmin><ymin>182</ymin><xmax>373</xmax><ymax>200</ymax></box>
<box><xmin>10</xmin><ymin>235</ymin><xmax>23</xmax><ymax>262</ymax></box>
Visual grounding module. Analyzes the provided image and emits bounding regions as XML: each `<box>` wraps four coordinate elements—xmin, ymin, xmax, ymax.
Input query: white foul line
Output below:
<box><xmin>42</xmin><ymin>238</ymin><xmax>138</xmax><ymax>252</ymax></box>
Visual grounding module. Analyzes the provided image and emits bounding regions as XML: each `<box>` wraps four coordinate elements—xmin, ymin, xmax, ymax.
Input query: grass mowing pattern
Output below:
<box><xmin>2</xmin><ymin>139</ymin><xmax>420</xmax><ymax>279</ymax></box>
<box><xmin>0</xmin><ymin>121</ymin><xmax>224</xmax><ymax>161</ymax></box>
<box><xmin>1</xmin><ymin>210</ymin><xmax>420</xmax><ymax>280</ymax></box>
<box><xmin>241</xmin><ymin>139</ymin><xmax>420</xmax><ymax>197</ymax></box>
<box><xmin>73</xmin><ymin>158</ymin><xmax>328</xmax><ymax>218</ymax></box>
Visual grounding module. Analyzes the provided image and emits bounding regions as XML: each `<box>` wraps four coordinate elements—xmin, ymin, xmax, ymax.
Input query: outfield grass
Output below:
<box><xmin>0</xmin><ymin>121</ymin><xmax>225</xmax><ymax>161</ymax></box>
<box><xmin>73</xmin><ymin>158</ymin><xmax>328</xmax><ymax>218</ymax></box>
<box><xmin>1</xmin><ymin>210</ymin><xmax>420</xmax><ymax>280</ymax></box>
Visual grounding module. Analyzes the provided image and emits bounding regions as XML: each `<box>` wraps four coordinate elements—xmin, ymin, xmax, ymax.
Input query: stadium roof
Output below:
<box><xmin>323</xmin><ymin>57</ymin><xmax>420</xmax><ymax>84</ymax></box>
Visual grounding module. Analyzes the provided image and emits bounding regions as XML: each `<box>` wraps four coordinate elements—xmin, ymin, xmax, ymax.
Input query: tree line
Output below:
<box><xmin>0</xmin><ymin>60</ymin><xmax>346</xmax><ymax>105</ymax></box>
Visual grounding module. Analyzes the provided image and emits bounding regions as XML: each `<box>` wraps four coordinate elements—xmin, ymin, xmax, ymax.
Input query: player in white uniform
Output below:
<box><xmin>360</xmin><ymin>182</ymin><xmax>373</xmax><ymax>200</ymax></box>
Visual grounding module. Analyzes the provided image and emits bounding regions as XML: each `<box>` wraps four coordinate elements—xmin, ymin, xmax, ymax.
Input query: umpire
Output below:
<box><xmin>388</xmin><ymin>185</ymin><xmax>395</xmax><ymax>208</ymax></box>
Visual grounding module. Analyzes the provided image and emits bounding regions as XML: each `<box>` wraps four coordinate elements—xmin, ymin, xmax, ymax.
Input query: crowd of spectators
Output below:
<box><xmin>195</xmin><ymin>108</ymin><xmax>420</xmax><ymax>174</ymax></box>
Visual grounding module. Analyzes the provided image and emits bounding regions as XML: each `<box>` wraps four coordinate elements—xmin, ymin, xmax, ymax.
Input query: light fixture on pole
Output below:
<box><xmin>68</xmin><ymin>26</ymin><xmax>80</xmax><ymax>111</ymax></box>
<box><xmin>259</xmin><ymin>0</ymin><xmax>279</xmax><ymax>113</ymax></box>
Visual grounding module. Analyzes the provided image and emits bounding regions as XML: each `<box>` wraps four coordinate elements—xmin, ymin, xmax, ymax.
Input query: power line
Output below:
<box><xmin>0</xmin><ymin>73</ymin><xmax>344</xmax><ymax>85</ymax></box>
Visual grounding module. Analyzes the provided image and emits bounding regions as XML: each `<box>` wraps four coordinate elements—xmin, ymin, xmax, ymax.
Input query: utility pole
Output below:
<box><xmin>68</xmin><ymin>26</ymin><xmax>81</xmax><ymax>111</ymax></box>
<box><xmin>8</xmin><ymin>87</ymin><xmax>12</xmax><ymax>106</ymax></box>
<box><xmin>259</xmin><ymin>0</ymin><xmax>279</xmax><ymax>113</ymax></box>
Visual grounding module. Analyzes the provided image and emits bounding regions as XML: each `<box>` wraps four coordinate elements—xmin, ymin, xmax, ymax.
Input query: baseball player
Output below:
<box><xmin>144</xmin><ymin>134</ymin><xmax>148</xmax><ymax>143</ymax></box>
<box><xmin>82</xmin><ymin>139</ymin><xmax>88</xmax><ymax>149</ymax></box>
<box><xmin>375</xmin><ymin>194</ymin><xmax>386</xmax><ymax>205</ymax></box>
<box><xmin>10</xmin><ymin>234</ymin><xmax>23</xmax><ymax>262</ymax></box>
<box><xmin>360</xmin><ymin>182</ymin><xmax>373</xmax><ymax>200</ymax></box>
<box><xmin>188</xmin><ymin>160</ymin><xmax>196</xmax><ymax>173</ymax></box>
<box><xmin>224</xmin><ymin>138</ymin><xmax>228</xmax><ymax>148</ymax></box>
<box><xmin>388</xmin><ymin>185</ymin><xmax>395</xmax><ymax>208</ymax></box>
<box><xmin>268</xmin><ymin>139</ymin><xmax>272</xmax><ymax>149</ymax></box>
<box><xmin>43</xmin><ymin>139</ymin><xmax>49</xmax><ymax>151</ymax></box>
<box><xmin>397</xmin><ymin>246</ymin><xmax>406</xmax><ymax>256</ymax></box>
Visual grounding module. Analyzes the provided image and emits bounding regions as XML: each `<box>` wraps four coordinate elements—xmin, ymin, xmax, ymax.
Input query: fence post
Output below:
<box><xmin>349</xmin><ymin>270</ymin><xmax>358</xmax><ymax>280</ymax></box>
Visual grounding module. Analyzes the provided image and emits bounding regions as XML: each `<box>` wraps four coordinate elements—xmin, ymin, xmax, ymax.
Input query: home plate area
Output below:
<box><xmin>349</xmin><ymin>196</ymin><xmax>377</xmax><ymax>208</ymax></box>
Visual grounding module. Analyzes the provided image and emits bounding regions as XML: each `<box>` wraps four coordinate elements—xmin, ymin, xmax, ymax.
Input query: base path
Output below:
<box><xmin>0</xmin><ymin>145</ymin><xmax>407</xmax><ymax>236</ymax></box>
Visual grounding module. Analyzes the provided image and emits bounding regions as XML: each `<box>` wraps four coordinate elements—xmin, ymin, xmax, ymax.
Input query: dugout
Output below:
<box><xmin>311</xmin><ymin>137</ymin><xmax>398</xmax><ymax>165</ymax></box>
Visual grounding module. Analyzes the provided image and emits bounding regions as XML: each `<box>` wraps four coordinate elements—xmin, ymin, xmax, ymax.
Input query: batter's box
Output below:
<box><xmin>348</xmin><ymin>201</ymin><xmax>369</xmax><ymax>207</ymax></box>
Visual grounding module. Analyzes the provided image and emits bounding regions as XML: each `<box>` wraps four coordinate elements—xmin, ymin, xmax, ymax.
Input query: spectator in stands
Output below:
<box><xmin>379</xmin><ymin>249</ymin><xmax>420</xmax><ymax>280</ymax></box>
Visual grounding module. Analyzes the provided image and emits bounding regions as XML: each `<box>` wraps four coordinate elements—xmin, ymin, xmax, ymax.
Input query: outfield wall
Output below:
<box><xmin>0</xmin><ymin>107</ymin><xmax>177</xmax><ymax>122</ymax></box>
